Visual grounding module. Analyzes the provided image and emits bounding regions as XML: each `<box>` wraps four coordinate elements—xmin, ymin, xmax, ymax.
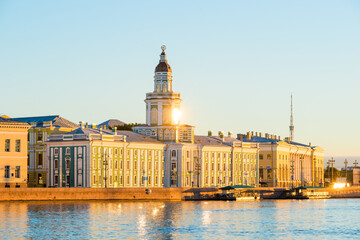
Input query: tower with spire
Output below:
<box><xmin>133</xmin><ymin>46</ymin><xmax>194</xmax><ymax>143</ymax></box>
<box><xmin>289</xmin><ymin>94</ymin><xmax>294</xmax><ymax>142</ymax></box>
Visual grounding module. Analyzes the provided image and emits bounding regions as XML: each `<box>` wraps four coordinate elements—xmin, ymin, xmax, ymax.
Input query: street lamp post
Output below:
<box><xmin>344</xmin><ymin>159</ymin><xmax>348</xmax><ymax>185</ymax></box>
<box><xmin>329</xmin><ymin>157</ymin><xmax>335</xmax><ymax>183</ymax></box>
<box><xmin>354</xmin><ymin>160</ymin><xmax>359</xmax><ymax>168</ymax></box>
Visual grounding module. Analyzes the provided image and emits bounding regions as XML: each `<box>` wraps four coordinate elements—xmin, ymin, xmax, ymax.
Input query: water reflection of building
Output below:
<box><xmin>239</xmin><ymin>131</ymin><xmax>324</xmax><ymax>187</ymax></box>
<box><xmin>133</xmin><ymin>46</ymin><xmax>259</xmax><ymax>187</ymax></box>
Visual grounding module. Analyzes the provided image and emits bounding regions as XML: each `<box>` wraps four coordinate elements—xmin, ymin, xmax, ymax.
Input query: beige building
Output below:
<box><xmin>0</xmin><ymin>117</ymin><xmax>30</xmax><ymax>187</ymax></box>
<box><xmin>239</xmin><ymin>132</ymin><xmax>324</xmax><ymax>187</ymax></box>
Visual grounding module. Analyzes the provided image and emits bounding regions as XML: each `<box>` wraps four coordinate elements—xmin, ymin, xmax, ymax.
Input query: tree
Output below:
<box><xmin>324</xmin><ymin>166</ymin><xmax>340</xmax><ymax>183</ymax></box>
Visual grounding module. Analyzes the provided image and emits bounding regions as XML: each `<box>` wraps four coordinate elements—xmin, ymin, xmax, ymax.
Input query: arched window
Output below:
<box><xmin>65</xmin><ymin>157</ymin><xmax>71</xmax><ymax>169</ymax></box>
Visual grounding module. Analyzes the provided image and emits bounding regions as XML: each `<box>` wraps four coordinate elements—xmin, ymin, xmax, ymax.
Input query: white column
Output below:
<box><xmin>158</xmin><ymin>102</ymin><xmax>163</xmax><ymax>125</ymax></box>
<box><xmin>146</xmin><ymin>102</ymin><xmax>151</xmax><ymax>125</ymax></box>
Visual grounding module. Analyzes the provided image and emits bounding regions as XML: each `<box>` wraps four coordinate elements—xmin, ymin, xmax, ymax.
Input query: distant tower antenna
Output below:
<box><xmin>289</xmin><ymin>94</ymin><xmax>294</xmax><ymax>142</ymax></box>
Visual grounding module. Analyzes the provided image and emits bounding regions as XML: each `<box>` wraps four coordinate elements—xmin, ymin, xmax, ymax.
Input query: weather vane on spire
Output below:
<box><xmin>161</xmin><ymin>45</ymin><xmax>166</xmax><ymax>51</ymax></box>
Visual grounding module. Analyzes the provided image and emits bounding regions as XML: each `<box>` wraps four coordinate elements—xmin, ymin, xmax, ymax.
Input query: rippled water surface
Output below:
<box><xmin>0</xmin><ymin>199</ymin><xmax>359</xmax><ymax>239</ymax></box>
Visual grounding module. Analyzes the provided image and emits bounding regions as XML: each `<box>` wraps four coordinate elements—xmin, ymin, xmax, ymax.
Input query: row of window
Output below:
<box><xmin>4</xmin><ymin>166</ymin><xmax>21</xmax><ymax>178</ymax></box>
<box><xmin>92</xmin><ymin>159</ymin><xmax>161</xmax><ymax>171</ymax></box>
<box><xmin>92</xmin><ymin>174</ymin><xmax>164</xmax><ymax>186</ymax></box>
<box><xmin>204</xmin><ymin>152</ymin><xmax>256</xmax><ymax>160</ymax></box>
<box><xmin>4</xmin><ymin>139</ymin><xmax>21</xmax><ymax>152</ymax></box>
<box><xmin>93</xmin><ymin>147</ymin><xmax>162</xmax><ymax>158</ymax></box>
<box><xmin>27</xmin><ymin>132</ymin><xmax>43</xmax><ymax>142</ymax></box>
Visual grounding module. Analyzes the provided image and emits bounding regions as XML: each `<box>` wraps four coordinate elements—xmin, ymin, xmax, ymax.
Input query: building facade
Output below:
<box><xmin>46</xmin><ymin>125</ymin><xmax>166</xmax><ymax>188</ymax></box>
<box><xmin>0</xmin><ymin>118</ymin><xmax>30</xmax><ymax>188</ymax></box>
<box><xmin>134</xmin><ymin>46</ymin><xmax>259</xmax><ymax>188</ymax></box>
<box><xmin>12</xmin><ymin>115</ymin><xmax>78</xmax><ymax>187</ymax></box>
<box><xmin>239</xmin><ymin>131</ymin><xmax>324</xmax><ymax>187</ymax></box>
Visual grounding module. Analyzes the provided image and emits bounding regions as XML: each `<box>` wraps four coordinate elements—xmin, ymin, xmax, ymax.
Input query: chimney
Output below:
<box><xmin>228</xmin><ymin>131</ymin><xmax>233</xmax><ymax>138</ymax></box>
<box><xmin>237</xmin><ymin>134</ymin><xmax>244</xmax><ymax>141</ymax></box>
<box><xmin>309</xmin><ymin>142</ymin><xmax>311</xmax><ymax>147</ymax></box>
<box><xmin>208</xmin><ymin>130</ymin><xmax>213</xmax><ymax>137</ymax></box>
<box><xmin>112</xmin><ymin>127</ymin><xmax>117</xmax><ymax>135</ymax></box>
<box><xmin>260</xmin><ymin>132</ymin><xmax>263</xmax><ymax>138</ymax></box>
<box><xmin>247</xmin><ymin>132</ymin><xmax>251</xmax><ymax>141</ymax></box>
<box><xmin>79</xmin><ymin>121</ymin><xmax>84</xmax><ymax>129</ymax></box>
<box><xmin>278</xmin><ymin>136</ymin><xmax>281</xmax><ymax>140</ymax></box>
<box><xmin>85</xmin><ymin>122</ymin><xmax>88</xmax><ymax>128</ymax></box>
<box><xmin>218</xmin><ymin>131</ymin><xmax>224</xmax><ymax>140</ymax></box>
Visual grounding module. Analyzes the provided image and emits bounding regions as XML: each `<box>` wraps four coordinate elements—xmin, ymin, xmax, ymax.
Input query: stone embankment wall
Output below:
<box><xmin>326</xmin><ymin>186</ymin><xmax>360</xmax><ymax>198</ymax></box>
<box><xmin>0</xmin><ymin>187</ymin><xmax>195</xmax><ymax>201</ymax></box>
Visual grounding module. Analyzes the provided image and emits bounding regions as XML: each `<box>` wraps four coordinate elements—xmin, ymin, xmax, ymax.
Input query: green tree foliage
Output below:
<box><xmin>324</xmin><ymin>166</ymin><xmax>341</xmax><ymax>182</ymax></box>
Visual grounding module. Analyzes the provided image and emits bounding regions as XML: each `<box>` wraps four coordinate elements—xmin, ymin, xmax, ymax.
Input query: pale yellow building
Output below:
<box><xmin>0</xmin><ymin>117</ymin><xmax>30</xmax><ymax>188</ymax></box>
<box><xmin>239</xmin><ymin>132</ymin><xmax>324</xmax><ymax>187</ymax></box>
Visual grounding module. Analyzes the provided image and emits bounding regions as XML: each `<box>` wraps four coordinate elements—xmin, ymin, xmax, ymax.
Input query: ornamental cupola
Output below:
<box><xmin>154</xmin><ymin>45</ymin><xmax>173</xmax><ymax>93</ymax></box>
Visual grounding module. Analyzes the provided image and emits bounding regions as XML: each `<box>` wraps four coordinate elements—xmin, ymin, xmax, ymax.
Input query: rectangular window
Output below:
<box><xmin>15</xmin><ymin>166</ymin><xmax>20</xmax><ymax>178</ymax></box>
<box><xmin>134</xmin><ymin>160</ymin><xmax>137</xmax><ymax>170</ymax></box>
<box><xmin>134</xmin><ymin>176</ymin><xmax>137</xmax><ymax>185</ymax></box>
<box><xmin>5</xmin><ymin>166</ymin><xmax>10</xmax><ymax>178</ymax></box>
<box><xmin>259</xmin><ymin>154</ymin><xmax>263</xmax><ymax>160</ymax></box>
<box><xmin>148</xmin><ymin>176</ymin><xmax>151</xmax><ymax>185</ymax></box>
<box><xmin>126</xmin><ymin>160</ymin><xmax>130</xmax><ymax>170</ymax></box>
<box><xmin>120</xmin><ymin>176</ymin><xmax>123</xmax><ymax>185</ymax></box>
<box><xmin>54</xmin><ymin>148</ymin><xmax>59</xmax><ymax>156</ymax></box>
<box><xmin>15</xmin><ymin>140</ymin><xmax>21</xmax><ymax>152</ymax></box>
<box><xmin>54</xmin><ymin>160</ymin><xmax>58</xmax><ymax>169</ymax></box>
<box><xmin>37</xmin><ymin>132</ymin><xmax>43</xmax><ymax>141</ymax></box>
<box><xmin>148</xmin><ymin>161</ymin><xmax>152</xmax><ymax>170</ymax></box>
<box><xmin>66</xmin><ymin>159</ymin><xmax>70</xmax><ymax>169</ymax></box>
<box><xmin>66</xmin><ymin>148</ymin><xmax>70</xmax><ymax>155</ymax></box>
<box><xmin>38</xmin><ymin>153</ymin><xmax>43</xmax><ymax>166</ymax></box>
<box><xmin>93</xmin><ymin>175</ymin><xmax>96</xmax><ymax>184</ymax></box>
<box><xmin>267</xmin><ymin>154</ymin><xmax>271</xmax><ymax>159</ymax></box>
<box><xmin>5</xmin><ymin>139</ymin><xmax>10</xmax><ymax>152</ymax></box>
<box><xmin>66</xmin><ymin>175</ymin><xmax>70</xmax><ymax>185</ymax></box>
<box><xmin>55</xmin><ymin>175</ymin><xmax>59</xmax><ymax>185</ymax></box>
<box><xmin>155</xmin><ymin>176</ymin><xmax>158</xmax><ymax>185</ymax></box>
<box><xmin>171</xmin><ymin>162</ymin><xmax>176</xmax><ymax>171</ymax></box>
<box><xmin>187</xmin><ymin>162</ymin><xmax>190</xmax><ymax>171</ymax></box>
<box><xmin>155</xmin><ymin>161</ymin><xmax>158</xmax><ymax>170</ymax></box>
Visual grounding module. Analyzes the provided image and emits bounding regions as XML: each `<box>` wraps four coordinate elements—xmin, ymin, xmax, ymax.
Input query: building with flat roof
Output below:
<box><xmin>0</xmin><ymin>117</ymin><xmax>30</xmax><ymax>188</ymax></box>
<box><xmin>238</xmin><ymin>131</ymin><xmax>324</xmax><ymax>187</ymax></box>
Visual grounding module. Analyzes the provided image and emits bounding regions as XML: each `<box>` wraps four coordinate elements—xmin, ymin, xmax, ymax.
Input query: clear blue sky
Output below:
<box><xmin>1</xmin><ymin>1</ymin><xmax>359</xmax><ymax>167</ymax></box>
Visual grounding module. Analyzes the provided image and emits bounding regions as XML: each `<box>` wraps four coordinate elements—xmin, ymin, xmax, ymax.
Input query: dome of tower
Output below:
<box><xmin>155</xmin><ymin>61</ymin><xmax>172</xmax><ymax>72</ymax></box>
<box><xmin>155</xmin><ymin>46</ymin><xmax>172</xmax><ymax>72</ymax></box>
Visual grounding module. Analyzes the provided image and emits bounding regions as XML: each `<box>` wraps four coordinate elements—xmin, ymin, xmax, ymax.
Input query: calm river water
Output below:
<box><xmin>0</xmin><ymin>199</ymin><xmax>359</xmax><ymax>239</ymax></box>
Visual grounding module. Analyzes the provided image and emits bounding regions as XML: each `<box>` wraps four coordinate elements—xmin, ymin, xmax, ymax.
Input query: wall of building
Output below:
<box><xmin>0</xmin><ymin>123</ymin><xmax>29</xmax><ymax>188</ymax></box>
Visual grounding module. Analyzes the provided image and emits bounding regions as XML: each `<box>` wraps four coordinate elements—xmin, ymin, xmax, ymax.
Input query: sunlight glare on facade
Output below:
<box><xmin>172</xmin><ymin>108</ymin><xmax>181</xmax><ymax>125</ymax></box>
